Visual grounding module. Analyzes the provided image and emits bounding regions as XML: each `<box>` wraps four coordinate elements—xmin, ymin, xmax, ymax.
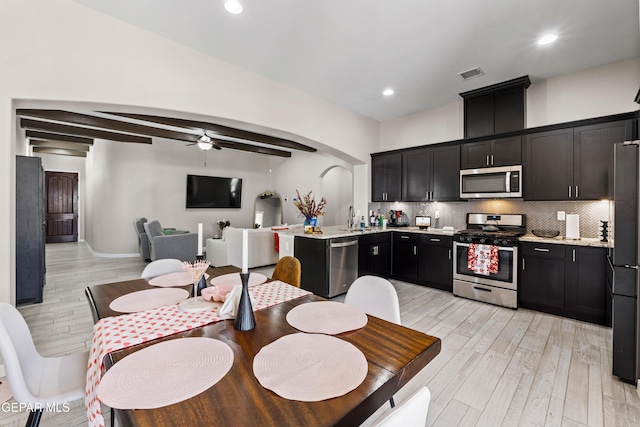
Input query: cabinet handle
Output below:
<box><xmin>430</xmin><ymin>238</ymin><xmax>441</xmax><ymax>242</ymax></box>
<box><xmin>372</xmin><ymin>246</ymin><xmax>379</xmax><ymax>256</ymax></box>
<box><xmin>413</xmin><ymin>246</ymin><xmax>417</xmax><ymax>256</ymax></box>
<box><xmin>448</xmin><ymin>249</ymin><xmax>452</xmax><ymax>260</ymax></box>
<box><xmin>534</xmin><ymin>248</ymin><xmax>550</xmax><ymax>252</ymax></box>
<box><xmin>401</xmin><ymin>236</ymin><xmax>410</xmax><ymax>239</ymax></box>
<box><xmin>491</xmin><ymin>154</ymin><xmax>494</xmax><ymax>165</ymax></box>
<box><xmin>486</xmin><ymin>155</ymin><xmax>490</xmax><ymax>166</ymax></box>
<box><xmin>568</xmin><ymin>186</ymin><xmax>572</xmax><ymax>198</ymax></box>
<box><xmin>575</xmin><ymin>186</ymin><xmax>578</xmax><ymax>198</ymax></box>
<box><xmin>572</xmin><ymin>249</ymin><xmax>576</xmax><ymax>262</ymax></box>
<box><xmin>522</xmin><ymin>258</ymin><xmax>525</xmax><ymax>270</ymax></box>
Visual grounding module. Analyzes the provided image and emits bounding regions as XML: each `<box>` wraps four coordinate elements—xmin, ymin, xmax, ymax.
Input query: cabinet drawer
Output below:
<box><xmin>358</xmin><ymin>232</ymin><xmax>390</xmax><ymax>246</ymax></box>
<box><xmin>520</xmin><ymin>242</ymin><xmax>565</xmax><ymax>259</ymax></box>
<box><xmin>420</xmin><ymin>234</ymin><xmax>453</xmax><ymax>247</ymax></box>
<box><xmin>393</xmin><ymin>232</ymin><xmax>419</xmax><ymax>243</ymax></box>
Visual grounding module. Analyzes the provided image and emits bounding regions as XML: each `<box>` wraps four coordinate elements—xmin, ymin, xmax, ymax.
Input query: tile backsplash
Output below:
<box><xmin>369</xmin><ymin>200</ymin><xmax>611</xmax><ymax>239</ymax></box>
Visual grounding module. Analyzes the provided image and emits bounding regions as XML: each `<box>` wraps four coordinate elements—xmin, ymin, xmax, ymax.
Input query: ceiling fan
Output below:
<box><xmin>194</xmin><ymin>131</ymin><xmax>222</xmax><ymax>151</ymax></box>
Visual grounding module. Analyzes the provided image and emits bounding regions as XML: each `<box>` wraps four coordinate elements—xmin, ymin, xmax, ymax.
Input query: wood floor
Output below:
<box><xmin>3</xmin><ymin>242</ymin><xmax>640</xmax><ymax>426</ymax></box>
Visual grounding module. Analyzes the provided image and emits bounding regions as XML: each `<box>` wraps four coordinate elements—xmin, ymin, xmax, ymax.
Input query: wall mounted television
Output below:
<box><xmin>186</xmin><ymin>175</ymin><xmax>243</xmax><ymax>208</ymax></box>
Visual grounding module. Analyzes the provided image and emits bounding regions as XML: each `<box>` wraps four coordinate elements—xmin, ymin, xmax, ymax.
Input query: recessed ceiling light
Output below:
<box><xmin>382</xmin><ymin>88</ymin><xmax>395</xmax><ymax>96</ymax></box>
<box><xmin>537</xmin><ymin>34</ymin><xmax>558</xmax><ymax>45</ymax></box>
<box><xmin>224</xmin><ymin>0</ymin><xmax>243</xmax><ymax>14</ymax></box>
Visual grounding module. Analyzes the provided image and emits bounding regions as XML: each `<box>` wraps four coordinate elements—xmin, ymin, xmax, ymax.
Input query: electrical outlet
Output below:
<box><xmin>557</xmin><ymin>211</ymin><xmax>566</xmax><ymax>221</ymax></box>
<box><xmin>434</xmin><ymin>210</ymin><xmax>440</xmax><ymax>219</ymax></box>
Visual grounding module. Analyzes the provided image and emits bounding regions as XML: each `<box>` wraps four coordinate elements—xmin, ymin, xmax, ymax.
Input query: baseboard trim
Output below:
<box><xmin>84</xmin><ymin>242</ymin><xmax>141</xmax><ymax>259</ymax></box>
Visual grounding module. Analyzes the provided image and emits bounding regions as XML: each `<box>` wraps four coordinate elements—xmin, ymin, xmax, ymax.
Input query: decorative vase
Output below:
<box><xmin>304</xmin><ymin>217</ymin><xmax>317</xmax><ymax>234</ymax></box>
<box><xmin>600</xmin><ymin>220</ymin><xmax>609</xmax><ymax>242</ymax></box>
<box><xmin>234</xmin><ymin>272</ymin><xmax>256</xmax><ymax>331</ymax></box>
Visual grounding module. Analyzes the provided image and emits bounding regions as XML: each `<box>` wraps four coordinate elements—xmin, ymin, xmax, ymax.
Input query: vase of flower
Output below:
<box><xmin>294</xmin><ymin>190</ymin><xmax>326</xmax><ymax>234</ymax></box>
<box><xmin>304</xmin><ymin>216</ymin><xmax>318</xmax><ymax>234</ymax></box>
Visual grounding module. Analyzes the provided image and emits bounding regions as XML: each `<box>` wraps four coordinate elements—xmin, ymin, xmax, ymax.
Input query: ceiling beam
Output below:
<box><xmin>20</xmin><ymin>118</ymin><xmax>153</xmax><ymax>144</ymax></box>
<box><xmin>25</xmin><ymin>130</ymin><xmax>93</xmax><ymax>145</ymax></box>
<box><xmin>32</xmin><ymin>147</ymin><xmax>87</xmax><ymax>158</ymax></box>
<box><xmin>213</xmin><ymin>139</ymin><xmax>291</xmax><ymax>157</ymax></box>
<box><xmin>102</xmin><ymin>112</ymin><xmax>316</xmax><ymax>152</ymax></box>
<box><xmin>18</xmin><ymin>109</ymin><xmax>201</xmax><ymax>143</ymax></box>
<box><xmin>30</xmin><ymin>140</ymin><xmax>91</xmax><ymax>152</ymax></box>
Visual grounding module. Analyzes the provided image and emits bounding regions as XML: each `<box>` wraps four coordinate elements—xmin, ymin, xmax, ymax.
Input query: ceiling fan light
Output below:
<box><xmin>197</xmin><ymin>140</ymin><xmax>213</xmax><ymax>151</ymax></box>
<box><xmin>224</xmin><ymin>0</ymin><xmax>243</xmax><ymax>14</ymax></box>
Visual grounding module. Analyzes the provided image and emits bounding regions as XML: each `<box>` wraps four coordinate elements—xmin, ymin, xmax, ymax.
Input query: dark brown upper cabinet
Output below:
<box><xmin>460</xmin><ymin>76</ymin><xmax>531</xmax><ymax>139</ymax></box>
<box><xmin>402</xmin><ymin>144</ymin><xmax>460</xmax><ymax>202</ymax></box>
<box><xmin>460</xmin><ymin>136</ymin><xmax>522</xmax><ymax>169</ymax></box>
<box><xmin>371</xmin><ymin>152</ymin><xmax>402</xmax><ymax>202</ymax></box>
<box><xmin>524</xmin><ymin>120</ymin><xmax>633</xmax><ymax>201</ymax></box>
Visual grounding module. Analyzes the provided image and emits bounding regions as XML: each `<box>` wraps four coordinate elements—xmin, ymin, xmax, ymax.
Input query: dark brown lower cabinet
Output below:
<box><xmin>391</xmin><ymin>232</ymin><xmax>419</xmax><ymax>282</ymax></box>
<box><xmin>358</xmin><ymin>233</ymin><xmax>390</xmax><ymax>277</ymax></box>
<box><xmin>519</xmin><ymin>242</ymin><xmax>608</xmax><ymax>325</ymax></box>
<box><xmin>418</xmin><ymin>235</ymin><xmax>453</xmax><ymax>291</ymax></box>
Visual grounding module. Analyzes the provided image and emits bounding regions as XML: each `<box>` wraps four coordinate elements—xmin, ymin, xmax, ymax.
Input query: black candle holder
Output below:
<box><xmin>600</xmin><ymin>221</ymin><xmax>609</xmax><ymax>242</ymax></box>
<box><xmin>194</xmin><ymin>275</ymin><xmax>207</xmax><ymax>298</ymax></box>
<box><xmin>234</xmin><ymin>272</ymin><xmax>256</xmax><ymax>331</ymax></box>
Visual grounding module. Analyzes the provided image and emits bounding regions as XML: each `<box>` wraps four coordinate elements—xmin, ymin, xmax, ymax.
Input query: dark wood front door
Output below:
<box><xmin>45</xmin><ymin>171</ymin><xmax>78</xmax><ymax>243</ymax></box>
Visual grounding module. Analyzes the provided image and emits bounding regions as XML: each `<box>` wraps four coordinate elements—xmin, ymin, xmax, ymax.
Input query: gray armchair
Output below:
<box><xmin>143</xmin><ymin>220</ymin><xmax>198</xmax><ymax>262</ymax></box>
<box><xmin>134</xmin><ymin>217</ymin><xmax>151</xmax><ymax>261</ymax></box>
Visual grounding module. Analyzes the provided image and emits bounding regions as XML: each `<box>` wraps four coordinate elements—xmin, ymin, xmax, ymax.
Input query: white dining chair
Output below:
<box><xmin>140</xmin><ymin>258</ymin><xmax>184</xmax><ymax>280</ymax></box>
<box><xmin>372</xmin><ymin>386</ymin><xmax>431</xmax><ymax>427</ymax></box>
<box><xmin>344</xmin><ymin>275</ymin><xmax>401</xmax><ymax>325</ymax></box>
<box><xmin>0</xmin><ymin>302</ymin><xmax>89</xmax><ymax>427</ymax></box>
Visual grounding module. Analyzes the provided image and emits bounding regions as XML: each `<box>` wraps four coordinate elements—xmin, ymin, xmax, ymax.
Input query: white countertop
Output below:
<box><xmin>519</xmin><ymin>234</ymin><xmax>611</xmax><ymax>248</ymax></box>
<box><xmin>280</xmin><ymin>225</ymin><xmax>457</xmax><ymax>240</ymax></box>
<box><xmin>278</xmin><ymin>225</ymin><xmax>612</xmax><ymax>247</ymax></box>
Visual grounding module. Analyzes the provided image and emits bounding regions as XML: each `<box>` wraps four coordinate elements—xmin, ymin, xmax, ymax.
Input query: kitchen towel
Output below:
<box><xmin>566</xmin><ymin>214</ymin><xmax>580</xmax><ymax>240</ymax></box>
<box><xmin>467</xmin><ymin>244</ymin><xmax>499</xmax><ymax>276</ymax></box>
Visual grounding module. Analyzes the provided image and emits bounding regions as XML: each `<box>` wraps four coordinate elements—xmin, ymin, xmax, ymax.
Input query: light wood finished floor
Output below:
<box><xmin>2</xmin><ymin>242</ymin><xmax>639</xmax><ymax>426</ymax></box>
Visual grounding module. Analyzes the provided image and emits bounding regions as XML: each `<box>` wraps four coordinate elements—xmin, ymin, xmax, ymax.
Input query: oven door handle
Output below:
<box><xmin>454</xmin><ymin>242</ymin><xmax>514</xmax><ymax>252</ymax></box>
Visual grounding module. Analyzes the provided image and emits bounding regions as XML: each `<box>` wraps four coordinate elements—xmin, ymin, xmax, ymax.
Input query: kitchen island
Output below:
<box><xmin>286</xmin><ymin>225</ymin><xmax>456</xmax><ymax>297</ymax></box>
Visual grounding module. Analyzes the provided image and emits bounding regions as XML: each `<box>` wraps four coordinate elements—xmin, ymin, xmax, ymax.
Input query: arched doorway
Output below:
<box><xmin>320</xmin><ymin>165</ymin><xmax>353</xmax><ymax>227</ymax></box>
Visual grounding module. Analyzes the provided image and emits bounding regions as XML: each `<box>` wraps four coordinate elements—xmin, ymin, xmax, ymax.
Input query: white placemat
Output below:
<box><xmin>148</xmin><ymin>272</ymin><xmax>209</xmax><ymax>287</ymax></box>
<box><xmin>97</xmin><ymin>337</ymin><xmax>233</xmax><ymax>409</ymax></box>
<box><xmin>253</xmin><ymin>333</ymin><xmax>368</xmax><ymax>401</ymax></box>
<box><xmin>286</xmin><ymin>301</ymin><xmax>368</xmax><ymax>334</ymax></box>
<box><xmin>109</xmin><ymin>288</ymin><xmax>190</xmax><ymax>313</ymax></box>
<box><xmin>210</xmin><ymin>272</ymin><xmax>267</xmax><ymax>288</ymax></box>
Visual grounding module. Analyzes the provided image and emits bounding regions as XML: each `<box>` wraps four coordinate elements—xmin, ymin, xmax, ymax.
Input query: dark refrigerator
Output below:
<box><xmin>611</xmin><ymin>137</ymin><xmax>640</xmax><ymax>383</ymax></box>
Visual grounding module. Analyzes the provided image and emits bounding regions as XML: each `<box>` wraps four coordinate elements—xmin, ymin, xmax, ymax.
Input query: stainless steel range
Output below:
<box><xmin>453</xmin><ymin>213</ymin><xmax>525</xmax><ymax>308</ymax></box>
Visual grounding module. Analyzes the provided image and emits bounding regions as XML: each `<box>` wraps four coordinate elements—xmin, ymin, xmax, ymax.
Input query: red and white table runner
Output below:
<box><xmin>85</xmin><ymin>280</ymin><xmax>311</xmax><ymax>427</ymax></box>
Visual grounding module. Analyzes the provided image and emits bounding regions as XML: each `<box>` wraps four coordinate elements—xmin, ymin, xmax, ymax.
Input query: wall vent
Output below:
<box><xmin>458</xmin><ymin>67</ymin><xmax>484</xmax><ymax>80</ymax></box>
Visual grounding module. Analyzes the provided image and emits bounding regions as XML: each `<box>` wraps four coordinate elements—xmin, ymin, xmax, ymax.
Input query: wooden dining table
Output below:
<box><xmin>84</xmin><ymin>265</ymin><xmax>441</xmax><ymax>427</ymax></box>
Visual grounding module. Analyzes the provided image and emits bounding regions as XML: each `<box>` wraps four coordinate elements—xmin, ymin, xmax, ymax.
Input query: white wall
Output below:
<box><xmin>379</xmin><ymin>57</ymin><xmax>640</xmax><ymax>150</ymax></box>
<box><xmin>83</xmin><ymin>138</ymin><xmax>278</xmax><ymax>254</ymax></box>
<box><xmin>0</xmin><ymin>0</ymin><xmax>379</xmax><ymax>304</ymax></box>
<box><xmin>527</xmin><ymin>57</ymin><xmax>640</xmax><ymax>127</ymax></box>
<box><xmin>271</xmin><ymin>151</ymin><xmax>355</xmax><ymax>226</ymax></box>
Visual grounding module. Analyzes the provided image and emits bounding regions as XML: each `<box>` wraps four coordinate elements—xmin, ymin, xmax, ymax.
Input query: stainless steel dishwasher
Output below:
<box><xmin>328</xmin><ymin>236</ymin><xmax>359</xmax><ymax>297</ymax></box>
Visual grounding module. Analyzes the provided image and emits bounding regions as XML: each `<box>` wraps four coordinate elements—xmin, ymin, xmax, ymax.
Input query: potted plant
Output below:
<box><xmin>293</xmin><ymin>190</ymin><xmax>326</xmax><ymax>233</ymax></box>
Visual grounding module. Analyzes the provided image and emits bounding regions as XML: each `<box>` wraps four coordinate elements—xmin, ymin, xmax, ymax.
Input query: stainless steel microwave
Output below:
<box><xmin>460</xmin><ymin>165</ymin><xmax>522</xmax><ymax>198</ymax></box>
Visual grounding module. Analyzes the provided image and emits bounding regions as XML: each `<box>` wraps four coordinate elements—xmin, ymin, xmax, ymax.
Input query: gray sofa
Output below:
<box><xmin>134</xmin><ymin>217</ymin><xmax>151</xmax><ymax>261</ymax></box>
<box><xmin>143</xmin><ymin>220</ymin><xmax>198</xmax><ymax>262</ymax></box>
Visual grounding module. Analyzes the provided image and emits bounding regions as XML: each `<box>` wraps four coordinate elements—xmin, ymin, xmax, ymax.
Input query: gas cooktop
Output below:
<box><xmin>455</xmin><ymin>213</ymin><xmax>526</xmax><ymax>246</ymax></box>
